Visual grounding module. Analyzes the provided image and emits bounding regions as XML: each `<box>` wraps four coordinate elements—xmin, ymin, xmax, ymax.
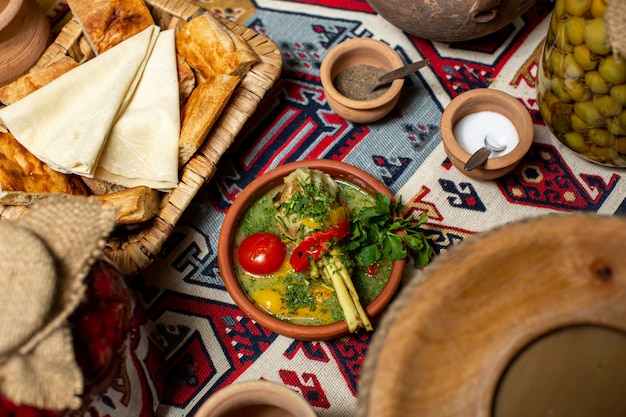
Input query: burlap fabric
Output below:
<box><xmin>0</xmin><ymin>196</ymin><xmax>116</xmax><ymax>411</ymax></box>
<box><xmin>605</xmin><ymin>0</ymin><xmax>626</xmax><ymax>59</ymax></box>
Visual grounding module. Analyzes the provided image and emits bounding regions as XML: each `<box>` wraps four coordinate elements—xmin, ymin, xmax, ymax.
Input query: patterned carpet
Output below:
<box><xmin>31</xmin><ymin>0</ymin><xmax>626</xmax><ymax>416</ymax></box>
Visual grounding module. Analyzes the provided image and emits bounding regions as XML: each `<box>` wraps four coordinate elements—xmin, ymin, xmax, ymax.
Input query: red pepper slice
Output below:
<box><xmin>289</xmin><ymin>220</ymin><xmax>350</xmax><ymax>272</ymax></box>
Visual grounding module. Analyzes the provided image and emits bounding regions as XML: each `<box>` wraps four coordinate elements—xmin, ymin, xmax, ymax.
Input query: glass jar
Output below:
<box><xmin>0</xmin><ymin>259</ymin><xmax>133</xmax><ymax>417</ymax></box>
<box><xmin>537</xmin><ymin>0</ymin><xmax>626</xmax><ymax>166</ymax></box>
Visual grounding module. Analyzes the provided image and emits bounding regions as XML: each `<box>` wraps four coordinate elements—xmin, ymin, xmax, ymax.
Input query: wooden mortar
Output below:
<box><xmin>357</xmin><ymin>214</ymin><xmax>626</xmax><ymax>417</ymax></box>
<box><xmin>0</xmin><ymin>0</ymin><xmax>50</xmax><ymax>87</ymax></box>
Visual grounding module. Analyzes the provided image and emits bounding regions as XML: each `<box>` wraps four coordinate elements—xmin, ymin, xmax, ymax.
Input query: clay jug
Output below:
<box><xmin>0</xmin><ymin>0</ymin><xmax>50</xmax><ymax>87</ymax></box>
<box><xmin>366</xmin><ymin>0</ymin><xmax>537</xmax><ymax>42</ymax></box>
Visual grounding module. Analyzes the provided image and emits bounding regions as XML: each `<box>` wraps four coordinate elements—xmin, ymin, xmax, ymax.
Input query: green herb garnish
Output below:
<box><xmin>284</xmin><ymin>279</ymin><xmax>316</xmax><ymax>312</ymax></box>
<box><xmin>278</xmin><ymin>181</ymin><xmax>336</xmax><ymax>224</ymax></box>
<box><xmin>347</xmin><ymin>193</ymin><xmax>433</xmax><ymax>269</ymax></box>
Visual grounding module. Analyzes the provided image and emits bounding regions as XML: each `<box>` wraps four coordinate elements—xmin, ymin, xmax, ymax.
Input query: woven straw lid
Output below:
<box><xmin>0</xmin><ymin>196</ymin><xmax>116</xmax><ymax>411</ymax></box>
<box><xmin>606</xmin><ymin>0</ymin><xmax>626</xmax><ymax>59</ymax></box>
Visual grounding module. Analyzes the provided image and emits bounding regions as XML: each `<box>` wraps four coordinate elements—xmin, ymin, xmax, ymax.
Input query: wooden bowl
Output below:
<box><xmin>0</xmin><ymin>0</ymin><xmax>50</xmax><ymax>86</ymax></box>
<box><xmin>196</xmin><ymin>380</ymin><xmax>317</xmax><ymax>417</ymax></box>
<box><xmin>356</xmin><ymin>214</ymin><xmax>626</xmax><ymax>417</ymax></box>
<box><xmin>320</xmin><ymin>38</ymin><xmax>404</xmax><ymax>124</ymax></box>
<box><xmin>217</xmin><ymin>159</ymin><xmax>405</xmax><ymax>340</ymax></box>
<box><xmin>440</xmin><ymin>88</ymin><xmax>534</xmax><ymax>180</ymax></box>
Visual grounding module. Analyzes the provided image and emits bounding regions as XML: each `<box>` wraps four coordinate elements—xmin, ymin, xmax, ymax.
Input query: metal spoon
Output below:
<box><xmin>364</xmin><ymin>58</ymin><xmax>431</xmax><ymax>95</ymax></box>
<box><xmin>464</xmin><ymin>136</ymin><xmax>506</xmax><ymax>171</ymax></box>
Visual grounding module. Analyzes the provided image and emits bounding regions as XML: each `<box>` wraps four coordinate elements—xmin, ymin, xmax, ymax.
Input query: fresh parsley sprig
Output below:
<box><xmin>346</xmin><ymin>193</ymin><xmax>433</xmax><ymax>269</ymax></box>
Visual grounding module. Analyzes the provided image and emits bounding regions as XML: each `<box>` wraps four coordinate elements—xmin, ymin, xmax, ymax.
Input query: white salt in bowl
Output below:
<box><xmin>440</xmin><ymin>88</ymin><xmax>534</xmax><ymax>180</ymax></box>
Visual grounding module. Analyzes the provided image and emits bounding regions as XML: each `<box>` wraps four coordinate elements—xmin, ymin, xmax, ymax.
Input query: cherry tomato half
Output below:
<box><xmin>237</xmin><ymin>232</ymin><xmax>287</xmax><ymax>275</ymax></box>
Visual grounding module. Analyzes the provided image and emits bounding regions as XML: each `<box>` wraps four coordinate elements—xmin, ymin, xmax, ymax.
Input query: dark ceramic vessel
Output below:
<box><xmin>366</xmin><ymin>0</ymin><xmax>537</xmax><ymax>42</ymax></box>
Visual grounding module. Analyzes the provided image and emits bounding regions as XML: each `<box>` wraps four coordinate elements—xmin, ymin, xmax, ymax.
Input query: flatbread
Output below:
<box><xmin>178</xmin><ymin>73</ymin><xmax>239</xmax><ymax>166</ymax></box>
<box><xmin>67</xmin><ymin>0</ymin><xmax>155</xmax><ymax>54</ymax></box>
<box><xmin>0</xmin><ymin>56</ymin><xmax>79</xmax><ymax>105</ymax></box>
<box><xmin>175</xmin><ymin>13</ymin><xmax>259</xmax><ymax>81</ymax></box>
<box><xmin>95</xmin><ymin>29</ymin><xmax>180</xmax><ymax>190</ymax></box>
<box><xmin>177</xmin><ymin>53</ymin><xmax>195</xmax><ymax>103</ymax></box>
<box><xmin>0</xmin><ymin>132</ymin><xmax>90</xmax><ymax>206</ymax></box>
<box><xmin>0</xmin><ymin>25</ymin><xmax>160</xmax><ymax>177</ymax></box>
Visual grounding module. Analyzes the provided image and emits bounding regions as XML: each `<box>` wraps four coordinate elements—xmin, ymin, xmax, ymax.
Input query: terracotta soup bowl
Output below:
<box><xmin>217</xmin><ymin>159</ymin><xmax>405</xmax><ymax>340</ymax></box>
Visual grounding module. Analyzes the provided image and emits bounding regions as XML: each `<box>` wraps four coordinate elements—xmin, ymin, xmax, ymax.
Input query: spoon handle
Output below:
<box><xmin>464</xmin><ymin>146</ymin><xmax>492</xmax><ymax>171</ymax></box>
<box><xmin>377</xmin><ymin>58</ymin><xmax>431</xmax><ymax>85</ymax></box>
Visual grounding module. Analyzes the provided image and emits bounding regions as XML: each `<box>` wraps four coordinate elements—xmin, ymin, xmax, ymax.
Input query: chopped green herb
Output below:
<box><xmin>284</xmin><ymin>279</ymin><xmax>316</xmax><ymax>312</ymax></box>
<box><xmin>347</xmin><ymin>192</ymin><xmax>433</xmax><ymax>269</ymax></box>
<box><xmin>278</xmin><ymin>181</ymin><xmax>336</xmax><ymax>224</ymax></box>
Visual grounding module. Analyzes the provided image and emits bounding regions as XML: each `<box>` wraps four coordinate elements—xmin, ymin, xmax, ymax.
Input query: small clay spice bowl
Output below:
<box><xmin>440</xmin><ymin>88</ymin><xmax>534</xmax><ymax>180</ymax></box>
<box><xmin>195</xmin><ymin>380</ymin><xmax>317</xmax><ymax>417</ymax></box>
<box><xmin>320</xmin><ymin>38</ymin><xmax>404</xmax><ymax>124</ymax></box>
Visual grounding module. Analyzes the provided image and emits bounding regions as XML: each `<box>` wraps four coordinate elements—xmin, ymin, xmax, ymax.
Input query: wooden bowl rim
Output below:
<box><xmin>357</xmin><ymin>213</ymin><xmax>626</xmax><ymax>417</ymax></box>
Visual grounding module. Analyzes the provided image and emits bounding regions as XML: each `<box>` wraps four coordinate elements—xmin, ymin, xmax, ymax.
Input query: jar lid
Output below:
<box><xmin>606</xmin><ymin>0</ymin><xmax>626</xmax><ymax>59</ymax></box>
<box><xmin>0</xmin><ymin>196</ymin><xmax>116</xmax><ymax>411</ymax></box>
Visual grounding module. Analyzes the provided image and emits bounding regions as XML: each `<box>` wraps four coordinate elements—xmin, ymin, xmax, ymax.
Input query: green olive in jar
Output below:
<box><xmin>537</xmin><ymin>0</ymin><xmax>625</xmax><ymax>166</ymax></box>
<box><xmin>611</xmin><ymin>84</ymin><xmax>626</xmax><ymax>105</ymax></box>
<box><xmin>583</xmin><ymin>18</ymin><xmax>610</xmax><ymax>55</ymax></box>
<box><xmin>573</xmin><ymin>44</ymin><xmax>599</xmax><ymax>70</ymax></box>
<box><xmin>564</xmin><ymin>0</ymin><xmax>592</xmax><ymax>16</ymax></box>
<box><xmin>606</xmin><ymin>117</ymin><xmax>626</xmax><ymax>135</ymax></box>
<box><xmin>585</xmin><ymin>71</ymin><xmax>610</xmax><ymax>94</ymax></box>
<box><xmin>598</xmin><ymin>55</ymin><xmax>626</xmax><ymax>85</ymax></box>
<box><xmin>565</xmin><ymin>16</ymin><xmax>586</xmax><ymax>45</ymax></box>
<box><xmin>573</xmin><ymin>100</ymin><xmax>606</xmax><ymax>126</ymax></box>
<box><xmin>590</xmin><ymin>0</ymin><xmax>608</xmax><ymax>17</ymax></box>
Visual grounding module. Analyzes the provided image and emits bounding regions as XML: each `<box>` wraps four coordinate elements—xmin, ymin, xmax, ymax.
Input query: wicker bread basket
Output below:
<box><xmin>0</xmin><ymin>0</ymin><xmax>282</xmax><ymax>275</ymax></box>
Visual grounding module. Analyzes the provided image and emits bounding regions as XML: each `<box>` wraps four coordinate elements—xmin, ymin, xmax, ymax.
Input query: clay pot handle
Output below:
<box><xmin>470</xmin><ymin>0</ymin><xmax>501</xmax><ymax>23</ymax></box>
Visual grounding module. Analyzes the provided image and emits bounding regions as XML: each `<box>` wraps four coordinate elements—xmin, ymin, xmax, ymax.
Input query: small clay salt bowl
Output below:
<box><xmin>320</xmin><ymin>38</ymin><xmax>404</xmax><ymax>124</ymax></box>
<box><xmin>195</xmin><ymin>380</ymin><xmax>317</xmax><ymax>417</ymax></box>
<box><xmin>440</xmin><ymin>88</ymin><xmax>534</xmax><ymax>181</ymax></box>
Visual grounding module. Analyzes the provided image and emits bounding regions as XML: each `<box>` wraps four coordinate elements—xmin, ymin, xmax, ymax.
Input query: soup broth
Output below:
<box><xmin>234</xmin><ymin>180</ymin><xmax>393</xmax><ymax>326</ymax></box>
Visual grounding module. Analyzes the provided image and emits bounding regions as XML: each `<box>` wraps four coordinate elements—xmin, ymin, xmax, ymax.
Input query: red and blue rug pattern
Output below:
<box><xmin>79</xmin><ymin>0</ymin><xmax>626</xmax><ymax>416</ymax></box>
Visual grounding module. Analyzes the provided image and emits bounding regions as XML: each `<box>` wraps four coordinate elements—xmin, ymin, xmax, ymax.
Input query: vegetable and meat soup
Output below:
<box><xmin>234</xmin><ymin>169</ymin><xmax>393</xmax><ymax>328</ymax></box>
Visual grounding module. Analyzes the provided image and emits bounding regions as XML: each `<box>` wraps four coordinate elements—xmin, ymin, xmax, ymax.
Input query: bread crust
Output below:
<box><xmin>176</xmin><ymin>13</ymin><xmax>258</xmax><ymax>82</ymax></box>
<box><xmin>0</xmin><ymin>132</ymin><xmax>90</xmax><ymax>199</ymax></box>
<box><xmin>67</xmin><ymin>0</ymin><xmax>155</xmax><ymax>54</ymax></box>
<box><xmin>178</xmin><ymin>74</ymin><xmax>239</xmax><ymax>166</ymax></box>
<box><xmin>0</xmin><ymin>57</ymin><xmax>79</xmax><ymax>105</ymax></box>
<box><xmin>176</xmin><ymin>53</ymin><xmax>195</xmax><ymax>103</ymax></box>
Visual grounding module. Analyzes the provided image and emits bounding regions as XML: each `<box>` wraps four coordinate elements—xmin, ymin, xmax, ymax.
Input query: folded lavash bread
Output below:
<box><xmin>94</xmin><ymin>29</ymin><xmax>180</xmax><ymax>190</ymax></box>
<box><xmin>0</xmin><ymin>25</ymin><xmax>160</xmax><ymax>178</ymax></box>
<box><xmin>0</xmin><ymin>2</ymin><xmax>260</xmax><ymax>221</ymax></box>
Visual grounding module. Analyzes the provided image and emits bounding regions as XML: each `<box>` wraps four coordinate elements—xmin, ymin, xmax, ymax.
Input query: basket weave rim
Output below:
<box><xmin>0</xmin><ymin>0</ymin><xmax>283</xmax><ymax>276</ymax></box>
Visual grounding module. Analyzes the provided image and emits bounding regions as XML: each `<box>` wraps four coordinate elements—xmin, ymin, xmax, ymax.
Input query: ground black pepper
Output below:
<box><xmin>333</xmin><ymin>64</ymin><xmax>389</xmax><ymax>101</ymax></box>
